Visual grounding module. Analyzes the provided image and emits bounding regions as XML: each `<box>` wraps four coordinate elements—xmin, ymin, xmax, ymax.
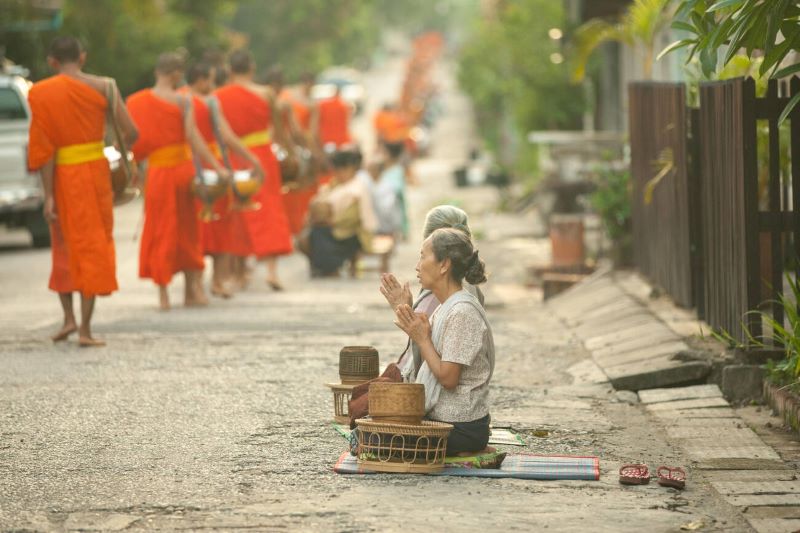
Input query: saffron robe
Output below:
<box><xmin>215</xmin><ymin>84</ymin><xmax>292</xmax><ymax>257</ymax></box>
<box><xmin>190</xmin><ymin>93</ymin><xmax>232</xmax><ymax>255</ymax></box>
<box><xmin>127</xmin><ymin>89</ymin><xmax>203</xmax><ymax>285</ymax></box>
<box><xmin>317</xmin><ymin>95</ymin><xmax>352</xmax><ymax>147</ymax></box>
<box><xmin>27</xmin><ymin>74</ymin><xmax>117</xmax><ymax>296</ymax></box>
<box><xmin>279</xmin><ymin>91</ymin><xmax>317</xmax><ymax>235</ymax></box>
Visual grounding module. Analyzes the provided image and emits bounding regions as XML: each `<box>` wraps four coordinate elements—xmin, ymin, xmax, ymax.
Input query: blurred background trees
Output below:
<box><xmin>457</xmin><ymin>0</ymin><xmax>584</xmax><ymax>178</ymax></box>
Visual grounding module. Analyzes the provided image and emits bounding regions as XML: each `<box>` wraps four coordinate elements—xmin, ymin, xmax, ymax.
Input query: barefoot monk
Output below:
<box><xmin>27</xmin><ymin>36</ymin><xmax>138</xmax><ymax>347</ymax></box>
<box><xmin>127</xmin><ymin>52</ymin><xmax>231</xmax><ymax>310</ymax></box>
<box><xmin>215</xmin><ymin>49</ymin><xmax>293</xmax><ymax>291</ymax></box>
<box><xmin>184</xmin><ymin>61</ymin><xmax>264</xmax><ymax>298</ymax></box>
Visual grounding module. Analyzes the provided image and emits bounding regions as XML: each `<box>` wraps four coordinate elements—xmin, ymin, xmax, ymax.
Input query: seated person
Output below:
<box><xmin>372</xmin><ymin>141</ymin><xmax>408</xmax><ymax>239</ymax></box>
<box><xmin>393</xmin><ymin>228</ymin><xmax>494</xmax><ymax>456</ymax></box>
<box><xmin>306</xmin><ymin>148</ymin><xmax>377</xmax><ymax>277</ymax></box>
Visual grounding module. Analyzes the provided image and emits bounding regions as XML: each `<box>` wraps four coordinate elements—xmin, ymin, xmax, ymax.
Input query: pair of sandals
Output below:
<box><xmin>619</xmin><ymin>464</ymin><xmax>686</xmax><ymax>489</ymax></box>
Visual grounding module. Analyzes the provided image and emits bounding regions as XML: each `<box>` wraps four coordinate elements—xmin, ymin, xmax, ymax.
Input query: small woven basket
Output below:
<box><xmin>369</xmin><ymin>382</ymin><xmax>425</xmax><ymax>425</ymax></box>
<box><xmin>355</xmin><ymin>419</ymin><xmax>453</xmax><ymax>473</ymax></box>
<box><xmin>339</xmin><ymin>346</ymin><xmax>379</xmax><ymax>384</ymax></box>
<box><xmin>326</xmin><ymin>383</ymin><xmax>356</xmax><ymax>424</ymax></box>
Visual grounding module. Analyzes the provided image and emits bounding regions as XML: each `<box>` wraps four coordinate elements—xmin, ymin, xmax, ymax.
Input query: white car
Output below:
<box><xmin>0</xmin><ymin>74</ymin><xmax>49</xmax><ymax>247</ymax></box>
<box><xmin>311</xmin><ymin>67</ymin><xmax>366</xmax><ymax>116</ymax></box>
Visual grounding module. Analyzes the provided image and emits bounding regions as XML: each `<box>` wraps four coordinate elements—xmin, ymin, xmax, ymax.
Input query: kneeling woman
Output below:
<box><xmin>394</xmin><ymin>228</ymin><xmax>494</xmax><ymax>455</ymax></box>
<box><xmin>307</xmin><ymin>149</ymin><xmax>377</xmax><ymax>277</ymax></box>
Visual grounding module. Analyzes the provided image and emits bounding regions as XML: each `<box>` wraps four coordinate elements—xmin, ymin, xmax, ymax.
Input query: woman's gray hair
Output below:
<box><xmin>422</xmin><ymin>205</ymin><xmax>471</xmax><ymax>239</ymax></box>
<box><xmin>429</xmin><ymin>228</ymin><xmax>487</xmax><ymax>285</ymax></box>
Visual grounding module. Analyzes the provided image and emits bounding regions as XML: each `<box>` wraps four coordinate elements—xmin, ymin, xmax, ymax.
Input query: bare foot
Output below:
<box><xmin>185</xmin><ymin>287</ymin><xmax>209</xmax><ymax>307</ymax></box>
<box><xmin>51</xmin><ymin>323</ymin><xmax>78</xmax><ymax>342</ymax></box>
<box><xmin>78</xmin><ymin>336</ymin><xmax>106</xmax><ymax>348</ymax></box>
<box><xmin>266</xmin><ymin>278</ymin><xmax>284</xmax><ymax>291</ymax></box>
<box><xmin>159</xmin><ymin>287</ymin><xmax>170</xmax><ymax>311</ymax></box>
<box><xmin>210</xmin><ymin>282</ymin><xmax>233</xmax><ymax>299</ymax></box>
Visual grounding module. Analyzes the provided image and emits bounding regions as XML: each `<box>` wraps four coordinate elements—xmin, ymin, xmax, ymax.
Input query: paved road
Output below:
<box><xmin>0</xmin><ymin>57</ymin><xmax>758</xmax><ymax>531</ymax></box>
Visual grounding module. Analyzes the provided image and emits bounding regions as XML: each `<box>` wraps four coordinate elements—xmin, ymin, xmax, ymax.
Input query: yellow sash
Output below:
<box><xmin>55</xmin><ymin>141</ymin><xmax>105</xmax><ymax>166</ymax></box>
<box><xmin>148</xmin><ymin>143</ymin><xmax>190</xmax><ymax>168</ymax></box>
<box><xmin>240</xmin><ymin>129</ymin><xmax>271</xmax><ymax>148</ymax></box>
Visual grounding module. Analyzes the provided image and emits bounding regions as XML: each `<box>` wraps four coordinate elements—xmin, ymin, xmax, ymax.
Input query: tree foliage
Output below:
<box><xmin>571</xmin><ymin>0</ymin><xmax>674</xmax><ymax>82</ymax></box>
<box><xmin>664</xmin><ymin>0</ymin><xmax>800</xmax><ymax>79</ymax></box>
<box><xmin>664</xmin><ymin>0</ymin><xmax>800</xmax><ymax>121</ymax></box>
<box><xmin>457</xmin><ymin>0</ymin><xmax>583</xmax><ymax>175</ymax></box>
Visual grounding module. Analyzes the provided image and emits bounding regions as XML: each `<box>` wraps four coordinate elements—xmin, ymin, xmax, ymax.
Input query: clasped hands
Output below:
<box><xmin>394</xmin><ymin>303</ymin><xmax>431</xmax><ymax>345</ymax></box>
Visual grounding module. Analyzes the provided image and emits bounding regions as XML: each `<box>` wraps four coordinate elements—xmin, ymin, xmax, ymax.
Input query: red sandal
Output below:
<box><xmin>619</xmin><ymin>464</ymin><xmax>650</xmax><ymax>485</ymax></box>
<box><xmin>657</xmin><ymin>466</ymin><xmax>686</xmax><ymax>490</ymax></box>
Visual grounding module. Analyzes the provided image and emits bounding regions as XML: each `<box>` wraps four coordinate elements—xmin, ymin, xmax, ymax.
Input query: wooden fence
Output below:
<box><xmin>629</xmin><ymin>76</ymin><xmax>800</xmax><ymax>343</ymax></box>
<box><xmin>629</xmin><ymin>82</ymin><xmax>694</xmax><ymax>308</ymax></box>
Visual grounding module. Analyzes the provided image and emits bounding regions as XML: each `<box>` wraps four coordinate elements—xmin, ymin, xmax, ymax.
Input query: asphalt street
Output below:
<box><xmin>0</xmin><ymin>55</ymin><xmax>762</xmax><ymax>532</ymax></box>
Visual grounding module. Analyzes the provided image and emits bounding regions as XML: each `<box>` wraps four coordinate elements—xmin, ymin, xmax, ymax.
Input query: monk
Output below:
<box><xmin>28</xmin><ymin>36</ymin><xmax>138</xmax><ymax>347</ymax></box>
<box><xmin>215</xmin><ymin>49</ymin><xmax>293</xmax><ymax>291</ymax></box>
<box><xmin>127</xmin><ymin>52</ymin><xmax>231</xmax><ymax>310</ymax></box>
<box><xmin>185</xmin><ymin>61</ymin><xmax>264</xmax><ymax>298</ymax></box>
<box><xmin>269</xmin><ymin>68</ymin><xmax>319</xmax><ymax>235</ymax></box>
<box><xmin>312</xmin><ymin>84</ymin><xmax>352</xmax><ymax>150</ymax></box>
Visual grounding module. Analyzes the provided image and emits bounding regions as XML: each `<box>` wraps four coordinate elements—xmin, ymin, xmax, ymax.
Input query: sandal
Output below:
<box><xmin>657</xmin><ymin>466</ymin><xmax>686</xmax><ymax>490</ymax></box>
<box><xmin>619</xmin><ymin>464</ymin><xmax>650</xmax><ymax>485</ymax></box>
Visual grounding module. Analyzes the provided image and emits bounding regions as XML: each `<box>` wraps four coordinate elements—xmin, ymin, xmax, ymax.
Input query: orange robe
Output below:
<box><xmin>215</xmin><ymin>84</ymin><xmax>292</xmax><ymax>257</ymax></box>
<box><xmin>189</xmin><ymin>93</ymin><xmax>232</xmax><ymax>255</ymax></box>
<box><xmin>317</xmin><ymin>95</ymin><xmax>351</xmax><ymax>148</ymax></box>
<box><xmin>127</xmin><ymin>89</ymin><xmax>203</xmax><ymax>285</ymax></box>
<box><xmin>27</xmin><ymin>74</ymin><xmax>117</xmax><ymax>297</ymax></box>
<box><xmin>279</xmin><ymin>91</ymin><xmax>317</xmax><ymax>235</ymax></box>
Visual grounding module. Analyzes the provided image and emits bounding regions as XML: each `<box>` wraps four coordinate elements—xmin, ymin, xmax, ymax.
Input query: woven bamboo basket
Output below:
<box><xmin>368</xmin><ymin>382</ymin><xmax>425</xmax><ymax>425</ymax></box>
<box><xmin>326</xmin><ymin>382</ymin><xmax>356</xmax><ymax>424</ymax></box>
<box><xmin>355</xmin><ymin>419</ymin><xmax>453</xmax><ymax>473</ymax></box>
<box><xmin>339</xmin><ymin>346</ymin><xmax>379</xmax><ymax>384</ymax></box>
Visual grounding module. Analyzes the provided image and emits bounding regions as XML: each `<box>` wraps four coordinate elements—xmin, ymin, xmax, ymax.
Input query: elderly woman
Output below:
<box><xmin>394</xmin><ymin>228</ymin><xmax>494</xmax><ymax>456</ymax></box>
<box><xmin>306</xmin><ymin>148</ymin><xmax>377</xmax><ymax>277</ymax></box>
<box><xmin>380</xmin><ymin>205</ymin><xmax>483</xmax><ymax>369</ymax></box>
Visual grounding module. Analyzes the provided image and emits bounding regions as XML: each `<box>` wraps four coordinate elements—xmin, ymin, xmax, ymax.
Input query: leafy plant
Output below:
<box><xmin>663</xmin><ymin>0</ymin><xmax>800</xmax><ymax>122</ymax></box>
<box><xmin>720</xmin><ymin>272</ymin><xmax>800</xmax><ymax>389</ymax></box>
<box><xmin>570</xmin><ymin>0</ymin><xmax>675</xmax><ymax>82</ymax></box>
<box><xmin>590</xmin><ymin>164</ymin><xmax>632</xmax><ymax>244</ymax></box>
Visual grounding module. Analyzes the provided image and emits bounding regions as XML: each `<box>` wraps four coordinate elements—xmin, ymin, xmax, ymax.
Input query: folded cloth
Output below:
<box><xmin>347</xmin><ymin>363</ymin><xmax>403</xmax><ymax>428</ymax></box>
<box><xmin>333</xmin><ymin>452</ymin><xmax>601</xmax><ymax>480</ymax></box>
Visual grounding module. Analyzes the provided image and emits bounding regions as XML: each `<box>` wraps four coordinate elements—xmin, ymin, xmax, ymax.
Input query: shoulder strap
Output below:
<box><xmin>207</xmin><ymin>96</ymin><xmax>232</xmax><ymax>170</ymax></box>
<box><xmin>105</xmin><ymin>78</ymin><xmax>133</xmax><ymax>179</ymax></box>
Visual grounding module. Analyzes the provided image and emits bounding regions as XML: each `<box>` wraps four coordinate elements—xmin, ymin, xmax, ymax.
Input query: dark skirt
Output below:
<box><xmin>309</xmin><ymin>226</ymin><xmax>360</xmax><ymax>275</ymax></box>
<box><xmin>441</xmin><ymin>414</ymin><xmax>491</xmax><ymax>455</ymax></box>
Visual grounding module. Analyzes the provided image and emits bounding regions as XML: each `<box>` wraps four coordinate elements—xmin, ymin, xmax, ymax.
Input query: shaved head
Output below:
<box><xmin>228</xmin><ymin>49</ymin><xmax>254</xmax><ymax>75</ymax></box>
<box><xmin>48</xmin><ymin>36</ymin><xmax>83</xmax><ymax>63</ymax></box>
<box><xmin>155</xmin><ymin>52</ymin><xmax>185</xmax><ymax>75</ymax></box>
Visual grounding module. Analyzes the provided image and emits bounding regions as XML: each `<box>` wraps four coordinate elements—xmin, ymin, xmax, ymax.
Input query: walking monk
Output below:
<box><xmin>28</xmin><ymin>36</ymin><xmax>138</xmax><ymax>346</ymax></box>
<box><xmin>127</xmin><ymin>52</ymin><xmax>231</xmax><ymax>310</ymax></box>
<box><xmin>270</xmin><ymin>69</ymin><xmax>318</xmax><ymax>235</ymax></box>
<box><xmin>215</xmin><ymin>50</ymin><xmax>292</xmax><ymax>290</ymax></box>
<box><xmin>312</xmin><ymin>84</ymin><xmax>352</xmax><ymax>150</ymax></box>
<box><xmin>184</xmin><ymin>61</ymin><xmax>264</xmax><ymax>298</ymax></box>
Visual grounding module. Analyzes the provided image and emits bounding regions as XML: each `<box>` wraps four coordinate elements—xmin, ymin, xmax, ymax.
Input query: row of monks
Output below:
<box><xmin>26</xmin><ymin>37</ymin><xmax>352</xmax><ymax>346</ymax></box>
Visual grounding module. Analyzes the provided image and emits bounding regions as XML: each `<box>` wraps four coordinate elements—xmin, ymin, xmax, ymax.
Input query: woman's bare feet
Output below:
<box><xmin>159</xmin><ymin>286</ymin><xmax>170</xmax><ymax>311</ymax></box>
<box><xmin>51</xmin><ymin>322</ymin><xmax>78</xmax><ymax>342</ymax></box>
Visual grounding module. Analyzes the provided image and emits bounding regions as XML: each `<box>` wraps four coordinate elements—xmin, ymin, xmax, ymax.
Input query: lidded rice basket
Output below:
<box><xmin>339</xmin><ymin>346</ymin><xmax>379</xmax><ymax>384</ymax></box>
<box><xmin>368</xmin><ymin>382</ymin><xmax>425</xmax><ymax>425</ymax></box>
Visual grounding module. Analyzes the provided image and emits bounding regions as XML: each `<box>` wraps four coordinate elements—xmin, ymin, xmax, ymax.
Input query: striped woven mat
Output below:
<box><xmin>333</xmin><ymin>452</ymin><xmax>600</xmax><ymax>480</ymax></box>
